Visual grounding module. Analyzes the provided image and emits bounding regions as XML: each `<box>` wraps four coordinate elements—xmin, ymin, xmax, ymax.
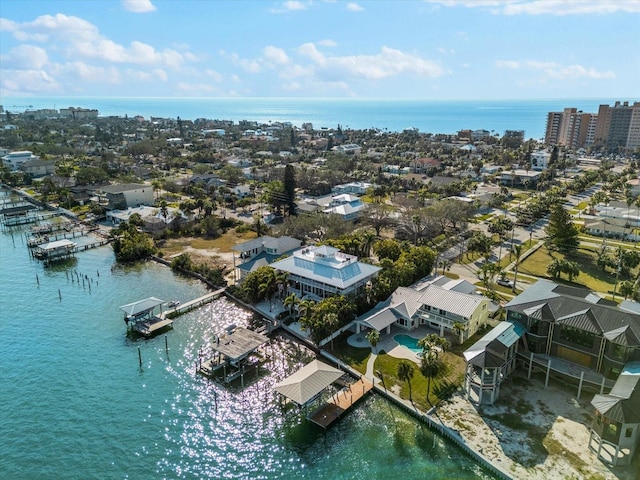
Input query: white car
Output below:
<box><xmin>497</xmin><ymin>278</ymin><xmax>514</xmax><ymax>288</ymax></box>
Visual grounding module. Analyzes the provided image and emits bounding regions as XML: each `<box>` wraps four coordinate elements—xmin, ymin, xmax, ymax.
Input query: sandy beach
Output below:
<box><xmin>435</xmin><ymin>372</ymin><xmax>639</xmax><ymax>480</ymax></box>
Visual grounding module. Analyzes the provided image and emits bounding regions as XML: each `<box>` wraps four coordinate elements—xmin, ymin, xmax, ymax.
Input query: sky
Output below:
<box><xmin>0</xmin><ymin>0</ymin><xmax>638</xmax><ymax>100</ymax></box>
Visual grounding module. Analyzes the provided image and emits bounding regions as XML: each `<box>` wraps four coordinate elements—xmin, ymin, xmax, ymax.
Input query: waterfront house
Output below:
<box><xmin>322</xmin><ymin>194</ymin><xmax>366</xmax><ymax>220</ymax></box>
<box><xmin>97</xmin><ymin>183</ymin><xmax>154</xmax><ymax>210</ymax></box>
<box><xmin>463</xmin><ymin>321</ymin><xmax>525</xmax><ymax>405</ymax></box>
<box><xmin>269</xmin><ymin>245</ymin><xmax>381</xmax><ymax>300</ymax></box>
<box><xmin>589</xmin><ymin>362</ymin><xmax>640</xmax><ymax>466</ymax></box>
<box><xmin>1</xmin><ymin>151</ymin><xmax>40</xmax><ymax>171</ymax></box>
<box><xmin>505</xmin><ymin>280</ymin><xmax>640</xmax><ymax>381</ymax></box>
<box><xmin>232</xmin><ymin>235</ymin><xmax>302</xmax><ymax>282</ymax></box>
<box><xmin>356</xmin><ymin>275</ymin><xmax>494</xmax><ymax>340</ymax></box>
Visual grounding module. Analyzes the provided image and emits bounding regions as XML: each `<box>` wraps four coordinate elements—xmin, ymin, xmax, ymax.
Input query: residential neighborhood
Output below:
<box><xmin>2</xmin><ymin>101</ymin><xmax>640</xmax><ymax>479</ymax></box>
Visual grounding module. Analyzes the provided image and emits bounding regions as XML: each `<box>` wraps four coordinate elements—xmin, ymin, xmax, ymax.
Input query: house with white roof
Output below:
<box><xmin>269</xmin><ymin>245</ymin><xmax>381</xmax><ymax>300</ymax></box>
<box><xmin>2</xmin><ymin>151</ymin><xmax>40</xmax><ymax>171</ymax></box>
<box><xmin>356</xmin><ymin>275</ymin><xmax>494</xmax><ymax>340</ymax></box>
<box><xmin>323</xmin><ymin>194</ymin><xmax>366</xmax><ymax>220</ymax></box>
<box><xmin>232</xmin><ymin>236</ymin><xmax>302</xmax><ymax>282</ymax></box>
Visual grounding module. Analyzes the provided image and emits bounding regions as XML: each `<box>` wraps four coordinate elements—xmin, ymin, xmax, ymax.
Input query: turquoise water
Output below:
<box><xmin>394</xmin><ymin>335</ymin><xmax>422</xmax><ymax>354</ymax></box>
<box><xmin>2</xmin><ymin>96</ymin><xmax>619</xmax><ymax>139</ymax></box>
<box><xmin>0</xmin><ymin>192</ymin><xmax>495</xmax><ymax>479</ymax></box>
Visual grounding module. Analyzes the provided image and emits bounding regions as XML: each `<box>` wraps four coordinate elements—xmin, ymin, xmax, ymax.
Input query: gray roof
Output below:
<box><xmin>506</xmin><ymin>280</ymin><xmax>640</xmax><ymax>347</ymax></box>
<box><xmin>213</xmin><ymin>327</ymin><xmax>268</xmax><ymax>363</ymax></box>
<box><xmin>591</xmin><ymin>362</ymin><xmax>640</xmax><ymax>424</ymax></box>
<box><xmin>99</xmin><ymin>183</ymin><xmax>148</xmax><ymax>194</ymax></box>
<box><xmin>274</xmin><ymin>360</ymin><xmax>343</xmax><ymax>406</ymax></box>
<box><xmin>417</xmin><ymin>285</ymin><xmax>486</xmax><ymax>319</ymax></box>
<box><xmin>464</xmin><ymin>321</ymin><xmax>525</xmax><ymax>367</ymax></box>
<box><xmin>119</xmin><ymin>297</ymin><xmax>164</xmax><ymax>318</ymax></box>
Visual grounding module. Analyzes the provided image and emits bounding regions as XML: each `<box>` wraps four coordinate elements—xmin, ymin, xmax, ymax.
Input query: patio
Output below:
<box><xmin>347</xmin><ymin>324</ymin><xmax>455</xmax><ymax>365</ymax></box>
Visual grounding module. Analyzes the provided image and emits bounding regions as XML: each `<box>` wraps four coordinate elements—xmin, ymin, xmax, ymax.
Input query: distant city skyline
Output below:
<box><xmin>1</xmin><ymin>0</ymin><xmax>639</xmax><ymax>100</ymax></box>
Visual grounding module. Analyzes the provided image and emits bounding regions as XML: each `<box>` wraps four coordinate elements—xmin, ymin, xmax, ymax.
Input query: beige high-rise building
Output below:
<box><xmin>626</xmin><ymin>102</ymin><xmax>640</xmax><ymax>149</ymax></box>
<box><xmin>545</xmin><ymin>107</ymin><xmax>597</xmax><ymax>149</ymax></box>
<box><xmin>594</xmin><ymin>101</ymin><xmax>636</xmax><ymax>148</ymax></box>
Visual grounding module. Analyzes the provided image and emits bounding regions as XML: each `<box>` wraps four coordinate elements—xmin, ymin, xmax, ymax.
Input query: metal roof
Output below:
<box><xmin>119</xmin><ymin>297</ymin><xmax>164</xmax><ymax>318</ymax></box>
<box><xmin>270</xmin><ymin>248</ymin><xmax>381</xmax><ymax>290</ymax></box>
<box><xmin>213</xmin><ymin>327</ymin><xmax>268</xmax><ymax>363</ymax></box>
<box><xmin>274</xmin><ymin>360</ymin><xmax>343</xmax><ymax>406</ymax></box>
<box><xmin>591</xmin><ymin>362</ymin><xmax>640</xmax><ymax>424</ymax></box>
<box><xmin>37</xmin><ymin>239</ymin><xmax>76</xmax><ymax>251</ymax></box>
<box><xmin>417</xmin><ymin>285</ymin><xmax>486</xmax><ymax>319</ymax></box>
<box><xmin>506</xmin><ymin>281</ymin><xmax>640</xmax><ymax>347</ymax></box>
<box><xmin>464</xmin><ymin>321</ymin><xmax>525</xmax><ymax>366</ymax></box>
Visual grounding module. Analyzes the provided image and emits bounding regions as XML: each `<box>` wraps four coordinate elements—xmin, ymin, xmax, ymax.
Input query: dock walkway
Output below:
<box><xmin>161</xmin><ymin>288</ymin><xmax>226</xmax><ymax>318</ymax></box>
<box><xmin>308</xmin><ymin>377</ymin><xmax>374</xmax><ymax>428</ymax></box>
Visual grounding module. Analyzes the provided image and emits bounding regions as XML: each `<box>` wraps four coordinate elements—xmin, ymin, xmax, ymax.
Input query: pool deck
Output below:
<box><xmin>347</xmin><ymin>325</ymin><xmax>451</xmax><ymax>365</ymax></box>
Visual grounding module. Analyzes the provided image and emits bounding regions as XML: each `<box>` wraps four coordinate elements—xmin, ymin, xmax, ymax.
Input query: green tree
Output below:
<box><xmin>546</xmin><ymin>204</ymin><xmax>579</xmax><ymax>252</ymax></box>
<box><xmin>283</xmin><ymin>164</ymin><xmax>296</xmax><ymax>216</ymax></box>
<box><xmin>365</xmin><ymin>329</ymin><xmax>380</xmax><ymax>353</ymax></box>
<box><xmin>420</xmin><ymin>351</ymin><xmax>443</xmax><ymax>406</ymax></box>
<box><xmin>397</xmin><ymin>361</ymin><xmax>415</xmax><ymax>402</ymax></box>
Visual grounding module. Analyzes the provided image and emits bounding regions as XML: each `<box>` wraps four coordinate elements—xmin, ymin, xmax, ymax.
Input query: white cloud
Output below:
<box><xmin>317</xmin><ymin>39</ymin><xmax>337</xmax><ymax>47</ymax></box>
<box><xmin>121</xmin><ymin>0</ymin><xmax>157</xmax><ymax>13</ymax></box>
<box><xmin>3</xmin><ymin>14</ymin><xmax>196</xmax><ymax>69</ymax></box>
<box><xmin>496</xmin><ymin>59</ymin><xmax>615</xmax><ymax>79</ymax></box>
<box><xmin>263</xmin><ymin>46</ymin><xmax>289</xmax><ymax>65</ymax></box>
<box><xmin>270</xmin><ymin>1</ymin><xmax>308</xmax><ymax>13</ymax></box>
<box><xmin>1</xmin><ymin>44</ymin><xmax>49</xmax><ymax>69</ymax></box>
<box><xmin>347</xmin><ymin>3</ymin><xmax>364</xmax><ymax>11</ymax></box>
<box><xmin>205</xmin><ymin>69</ymin><xmax>223</xmax><ymax>82</ymax></box>
<box><xmin>1</xmin><ymin>69</ymin><xmax>60</xmax><ymax>94</ymax></box>
<box><xmin>300</xmin><ymin>44</ymin><xmax>444</xmax><ymax>80</ymax></box>
<box><xmin>425</xmin><ymin>0</ymin><xmax>640</xmax><ymax>15</ymax></box>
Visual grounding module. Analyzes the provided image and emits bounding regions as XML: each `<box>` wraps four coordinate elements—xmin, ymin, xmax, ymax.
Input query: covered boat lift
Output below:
<box><xmin>274</xmin><ymin>360</ymin><xmax>372</xmax><ymax>428</ymax></box>
<box><xmin>198</xmin><ymin>326</ymin><xmax>269</xmax><ymax>385</ymax></box>
<box><xmin>119</xmin><ymin>297</ymin><xmax>172</xmax><ymax>337</ymax></box>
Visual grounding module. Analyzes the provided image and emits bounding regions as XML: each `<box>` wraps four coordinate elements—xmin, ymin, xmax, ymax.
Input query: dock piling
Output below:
<box><xmin>58</xmin><ymin>288</ymin><xmax>62</xmax><ymax>301</ymax></box>
<box><xmin>36</xmin><ymin>274</ymin><xmax>39</xmax><ymax>285</ymax></box>
<box><xmin>165</xmin><ymin>335</ymin><xmax>168</xmax><ymax>352</ymax></box>
<box><xmin>138</xmin><ymin>347</ymin><xmax>142</xmax><ymax>366</ymax></box>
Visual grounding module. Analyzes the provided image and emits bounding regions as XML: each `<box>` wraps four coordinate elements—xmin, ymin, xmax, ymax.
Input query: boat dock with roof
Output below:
<box><xmin>274</xmin><ymin>359</ymin><xmax>374</xmax><ymax>429</ymax></box>
<box><xmin>197</xmin><ymin>326</ymin><xmax>270</xmax><ymax>385</ymax></box>
<box><xmin>119</xmin><ymin>297</ymin><xmax>173</xmax><ymax>337</ymax></box>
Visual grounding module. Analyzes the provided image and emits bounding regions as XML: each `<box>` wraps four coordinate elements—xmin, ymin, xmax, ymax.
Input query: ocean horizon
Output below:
<box><xmin>0</xmin><ymin>96</ymin><xmax>626</xmax><ymax>140</ymax></box>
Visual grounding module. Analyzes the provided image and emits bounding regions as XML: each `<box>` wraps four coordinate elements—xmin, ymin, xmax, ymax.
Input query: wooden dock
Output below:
<box><xmin>308</xmin><ymin>376</ymin><xmax>374</xmax><ymax>428</ymax></box>
<box><xmin>162</xmin><ymin>288</ymin><xmax>226</xmax><ymax>318</ymax></box>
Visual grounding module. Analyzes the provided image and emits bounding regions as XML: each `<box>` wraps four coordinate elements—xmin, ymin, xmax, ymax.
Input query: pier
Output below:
<box><xmin>162</xmin><ymin>288</ymin><xmax>226</xmax><ymax>318</ymax></box>
<box><xmin>119</xmin><ymin>297</ymin><xmax>174</xmax><ymax>337</ymax></box>
<box><xmin>308</xmin><ymin>376</ymin><xmax>374</xmax><ymax>428</ymax></box>
<box><xmin>197</xmin><ymin>326</ymin><xmax>269</xmax><ymax>385</ymax></box>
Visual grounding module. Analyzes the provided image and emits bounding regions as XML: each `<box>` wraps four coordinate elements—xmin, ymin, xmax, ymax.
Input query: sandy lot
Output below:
<box><xmin>435</xmin><ymin>372</ymin><xmax>639</xmax><ymax>480</ymax></box>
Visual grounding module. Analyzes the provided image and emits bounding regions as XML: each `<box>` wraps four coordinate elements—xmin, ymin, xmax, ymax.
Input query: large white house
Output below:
<box><xmin>1</xmin><ymin>151</ymin><xmax>40</xmax><ymax>171</ymax></box>
<box><xmin>356</xmin><ymin>275</ymin><xmax>495</xmax><ymax>341</ymax></box>
<box><xmin>97</xmin><ymin>183</ymin><xmax>154</xmax><ymax>210</ymax></box>
<box><xmin>269</xmin><ymin>245</ymin><xmax>381</xmax><ymax>300</ymax></box>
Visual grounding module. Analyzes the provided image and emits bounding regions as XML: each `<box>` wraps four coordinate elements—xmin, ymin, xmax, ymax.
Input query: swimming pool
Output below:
<box><xmin>394</xmin><ymin>334</ymin><xmax>422</xmax><ymax>354</ymax></box>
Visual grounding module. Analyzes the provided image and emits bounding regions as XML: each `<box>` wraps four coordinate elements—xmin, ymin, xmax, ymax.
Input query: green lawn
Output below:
<box><xmin>373</xmin><ymin>351</ymin><xmax>464</xmax><ymax>411</ymax></box>
<box><xmin>518</xmin><ymin>245</ymin><xmax>621</xmax><ymax>294</ymax></box>
<box><xmin>329</xmin><ymin>332</ymin><xmax>371</xmax><ymax>375</ymax></box>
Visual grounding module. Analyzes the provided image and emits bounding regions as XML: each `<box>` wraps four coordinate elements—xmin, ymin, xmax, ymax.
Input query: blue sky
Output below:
<box><xmin>1</xmin><ymin>0</ymin><xmax>638</xmax><ymax>99</ymax></box>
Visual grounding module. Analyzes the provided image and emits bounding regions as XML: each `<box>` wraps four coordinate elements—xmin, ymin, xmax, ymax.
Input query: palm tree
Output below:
<box><xmin>397</xmin><ymin>361</ymin><xmax>415</xmax><ymax>402</ymax></box>
<box><xmin>283</xmin><ymin>293</ymin><xmax>299</xmax><ymax>319</ymax></box>
<box><xmin>365</xmin><ymin>329</ymin><xmax>380</xmax><ymax>353</ymax></box>
<box><xmin>298</xmin><ymin>299</ymin><xmax>316</xmax><ymax>322</ymax></box>
<box><xmin>512</xmin><ymin>244</ymin><xmax>523</xmax><ymax>293</ymax></box>
<box><xmin>420</xmin><ymin>351</ymin><xmax>442</xmax><ymax>406</ymax></box>
<box><xmin>274</xmin><ymin>271</ymin><xmax>289</xmax><ymax>300</ymax></box>
<box><xmin>159</xmin><ymin>199</ymin><xmax>169</xmax><ymax>223</ymax></box>
<box><xmin>451</xmin><ymin>322</ymin><xmax>467</xmax><ymax>345</ymax></box>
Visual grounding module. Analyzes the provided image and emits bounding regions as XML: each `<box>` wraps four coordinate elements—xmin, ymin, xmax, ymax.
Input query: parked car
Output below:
<box><xmin>497</xmin><ymin>278</ymin><xmax>514</xmax><ymax>288</ymax></box>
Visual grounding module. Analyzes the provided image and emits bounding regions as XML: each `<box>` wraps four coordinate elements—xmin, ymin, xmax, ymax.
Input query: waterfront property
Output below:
<box><xmin>269</xmin><ymin>245</ymin><xmax>381</xmax><ymax>300</ymax></box>
<box><xmin>197</xmin><ymin>326</ymin><xmax>269</xmax><ymax>385</ymax></box>
<box><xmin>33</xmin><ymin>239</ymin><xmax>77</xmax><ymax>263</ymax></box>
<box><xmin>232</xmin><ymin>235</ymin><xmax>302</xmax><ymax>282</ymax></box>
<box><xmin>590</xmin><ymin>362</ymin><xmax>640</xmax><ymax>466</ymax></box>
<box><xmin>356</xmin><ymin>275</ymin><xmax>494</xmax><ymax>341</ymax></box>
<box><xmin>463</xmin><ymin>321</ymin><xmax>525</xmax><ymax>404</ymax></box>
<box><xmin>97</xmin><ymin>183</ymin><xmax>154</xmax><ymax>210</ymax></box>
<box><xmin>505</xmin><ymin>280</ymin><xmax>640</xmax><ymax>382</ymax></box>
<box><xmin>119</xmin><ymin>297</ymin><xmax>173</xmax><ymax>337</ymax></box>
<box><xmin>274</xmin><ymin>359</ymin><xmax>373</xmax><ymax>428</ymax></box>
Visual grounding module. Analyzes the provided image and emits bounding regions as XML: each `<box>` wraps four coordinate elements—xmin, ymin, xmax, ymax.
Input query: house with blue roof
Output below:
<box><xmin>268</xmin><ymin>245</ymin><xmax>381</xmax><ymax>300</ymax></box>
